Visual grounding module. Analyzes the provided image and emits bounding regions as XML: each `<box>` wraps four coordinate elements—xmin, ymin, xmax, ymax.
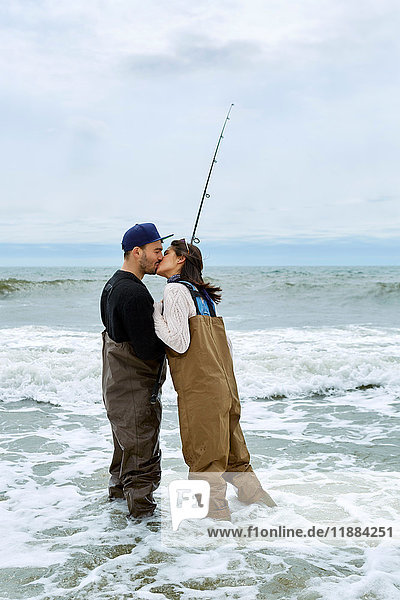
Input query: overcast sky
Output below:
<box><xmin>1</xmin><ymin>0</ymin><xmax>399</xmax><ymax>252</ymax></box>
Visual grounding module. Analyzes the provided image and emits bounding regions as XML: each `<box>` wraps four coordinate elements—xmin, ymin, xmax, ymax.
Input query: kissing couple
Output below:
<box><xmin>101</xmin><ymin>223</ymin><xmax>276</xmax><ymax>519</ymax></box>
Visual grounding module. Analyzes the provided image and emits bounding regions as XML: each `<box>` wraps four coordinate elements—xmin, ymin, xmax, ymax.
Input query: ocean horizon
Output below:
<box><xmin>0</xmin><ymin>239</ymin><xmax>399</xmax><ymax>267</ymax></box>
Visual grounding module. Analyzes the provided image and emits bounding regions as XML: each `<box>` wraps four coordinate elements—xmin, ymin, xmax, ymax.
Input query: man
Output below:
<box><xmin>100</xmin><ymin>223</ymin><xmax>172</xmax><ymax>518</ymax></box>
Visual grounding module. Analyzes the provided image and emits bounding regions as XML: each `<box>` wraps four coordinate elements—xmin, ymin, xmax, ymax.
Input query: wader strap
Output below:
<box><xmin>150</xmin><ymin>357</ymin><xmax>166</xmax><ymax>404</ymax></box>
<box><xmin>176</xmin><ymin>281</ymin><xmax>217</xmax><ymax>317</ymax></box>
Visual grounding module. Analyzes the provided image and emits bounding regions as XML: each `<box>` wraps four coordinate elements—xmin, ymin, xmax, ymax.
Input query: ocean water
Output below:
<box><xmin>1</xmin><ymin>266</ymin><xmax>399</xmax><ymax>600</ymax></box>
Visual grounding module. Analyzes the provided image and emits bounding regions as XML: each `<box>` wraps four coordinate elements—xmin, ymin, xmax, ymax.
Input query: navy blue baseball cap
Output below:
<box><xmin>121</xmin><ymin>223</ymin><xmax>173</xmax><ymax>251</ymax></box>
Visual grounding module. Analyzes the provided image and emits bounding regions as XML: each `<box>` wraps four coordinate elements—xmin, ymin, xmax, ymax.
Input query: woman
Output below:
<box><xmin>153</xmin><ymin>239</ymin><xmax>276</xmax><ymax>520</ymax></box>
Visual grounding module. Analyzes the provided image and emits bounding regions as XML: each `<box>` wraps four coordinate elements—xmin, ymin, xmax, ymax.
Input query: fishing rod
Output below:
<box><xmin>190</xmin><ymin>103</ymin><xmax>234</xmax><ymax>244</ymax></box>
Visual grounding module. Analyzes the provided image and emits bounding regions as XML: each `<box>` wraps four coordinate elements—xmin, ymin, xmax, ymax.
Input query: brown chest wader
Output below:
<box><xmin>102</xmin><ymin>331</ymin><xmax>166</xmax><ymax>517</ymax></box>
<box><xmin>166</xmin><ymin>289</ymin><xmax>265</xmax><ymax>520</ymax></box>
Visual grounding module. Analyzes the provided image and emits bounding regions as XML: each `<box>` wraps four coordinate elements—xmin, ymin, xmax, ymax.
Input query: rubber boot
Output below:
<box><xmin>253</xmin><ymin>489</ymin><xmax>277</xmax><ymax>507</ymax></box>
<box><xmin>207</xmin><ymin>498</ymin><xmax>231</xmax><ymax>521</ymax></box>
<box><xmin>125</xmin><ymin>489</ymin><xmax>156</xmax><ymax>518</ymax></box>
<box><xmin>226</xmin><ymin>471</ymin><xmax>277</xmax><ymax>507</ymax></box>
<box><xmin>108</xmin><ymin>475</ymin><xmax>124</xmax><ymax>500</ymax></box>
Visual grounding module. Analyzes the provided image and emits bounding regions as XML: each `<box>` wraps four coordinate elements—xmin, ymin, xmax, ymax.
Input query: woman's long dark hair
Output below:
<box><xmin>170</xmin><ymin>239</ymin><xmax>222</xmax><ymax>304</ymax></box>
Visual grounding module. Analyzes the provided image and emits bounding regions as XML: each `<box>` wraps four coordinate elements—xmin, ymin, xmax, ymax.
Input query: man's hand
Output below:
<box><xmin>153</xmin><ymin>300</ymin><xmax>163</xmax><ymax>317</ymax></box>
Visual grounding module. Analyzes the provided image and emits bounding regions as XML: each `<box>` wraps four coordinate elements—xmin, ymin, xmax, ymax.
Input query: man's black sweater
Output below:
<box><xmin>100</xmin><ymin>270</ymin><xmax>164</xmax><ymax>361</ymax></box>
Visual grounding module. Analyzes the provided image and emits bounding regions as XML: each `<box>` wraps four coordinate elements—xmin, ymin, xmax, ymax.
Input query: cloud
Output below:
<box><xmin>366</xmin><ymin>195</ymin><xmax>399</xmax><ymax>204</ymax></box>
<box><xmin>2</xmin><ymin>0</ymin><xmax>398</xmax><ymax>100</ymax></box>
<box><xmin>67</xmin><ymin>117</ymin><xmax>109</xmax><ymax>141</ymax></box>
<box><xmin>0</xmin><ymin>0</ymin><xmax>399</xmax><ymax>246</ymax></box>
<box><xmin>125</xmin><ymin>36</ymin><xmax>262</xmax><ymax>76</ymax></box>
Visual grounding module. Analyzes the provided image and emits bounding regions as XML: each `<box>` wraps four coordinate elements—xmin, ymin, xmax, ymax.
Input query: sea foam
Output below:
<box><xmin>1</xmin><ymin>325</ymin><xmax>399</xmax><ymax>411</ymax></box>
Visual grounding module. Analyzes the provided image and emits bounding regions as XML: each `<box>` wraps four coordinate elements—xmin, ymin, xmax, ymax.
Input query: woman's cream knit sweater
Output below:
<box><xmin>153</xmin><ymin>283</ymin><xmax>232</xmax><ymax>355</ymax></box>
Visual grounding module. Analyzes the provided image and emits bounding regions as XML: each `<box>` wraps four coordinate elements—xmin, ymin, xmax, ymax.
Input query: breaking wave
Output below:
<box><xmin>0</xmin><ymin>325</ymin><xmax>399</xmax><ymax>412</ymax></box>
<box><xmin>0</xmin><ymin>278</ymin><xmax>95</xmax><ymax>296</ymax></box>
